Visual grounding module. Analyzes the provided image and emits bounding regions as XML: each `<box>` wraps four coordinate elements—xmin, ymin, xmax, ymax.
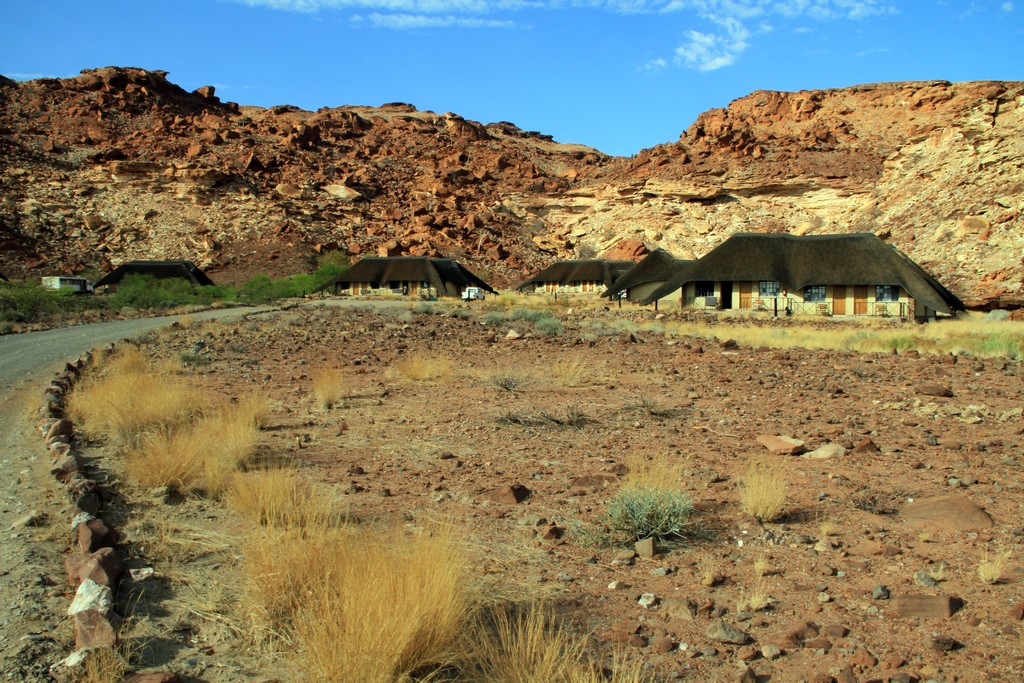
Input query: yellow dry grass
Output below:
<box><xmin>310</xmin><ymin>366</ymin><xmax>346</xmax><ymax>409</ymax></box>
<box><xmin>736</xmin><ymin>577</ymin><xmax>772</xmax><ymax>612</ymax></box>
<box><xmin>125</xmin><ymin>393</ymin><xmax>266</xmax><ymax>496</ymax></box>
<box><xmin>654</xmin><ymin>313</ymin><xmax>1024</xmax><ymax>357</ymax></box>
<box><xmin>624</xmin><ymin>453</ymin><xmax>687</xmax><ymax>491</ymax></box>
<box><xmin>549</xmin><ymin>358</ymin><xmax>589</xmax><ymax>387</ymax></box>
<box><xmin>68</xmin><ymin>346</ymin><xmax>202</xmax><ymax>449</ymax></box>
<box><xmin>467</xmin><ymin>603</ymin><xmax>650</xmax><ymax>683</ymax></box>
<box><xmin>978</xmin><ymin>550</ymin><xmax>1012</xmax><ymax>585</ymax></box>
<box><xmin>393</xmin><ymin>352</ymin><xmax>453</xmax><ymax>382</ymax></box>
<box><xmin>228</xmin><ymin>468</ymin><xmax>340</xmax><ymax>528</ymax></box>
<box><xmin>738</xmin><ymin>459</ymin><xmax>787</xmax><ymax>522</ymax></box>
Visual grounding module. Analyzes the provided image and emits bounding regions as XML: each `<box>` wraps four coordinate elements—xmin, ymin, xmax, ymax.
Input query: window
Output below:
<box><xmin>695</xmin><ymin>281</ymin><xmax>714</xmax><ymax>297</ymax></box>
<box><xmin>803</xmin><ymin>285</ymin><xmax>826</xmax><ymax>302</ymax></box>
<box><xmin>759</xmin><ymin>281</ymin><xmax>780</xmax><ymax>297</ymax></box>
<box><xmin>876</xmin><ymin>285</ymin><xmax>900</xmax><ymax>302</ymax></box>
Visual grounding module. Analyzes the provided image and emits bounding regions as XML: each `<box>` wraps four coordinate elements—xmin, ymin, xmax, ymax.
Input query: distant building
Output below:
<box><xmin>516</xmin><ymin>260</ymin><xmax>635</xmax><ymax>296</ymax></box>
<box><xmin>93</xmin><ymin>260</ymin><xmax>215</xmax><ymax>289</ymax></box>
<box><xmin>314</xmin><ymin>256</ymin><xmax>495</xmax><ymax>299</ymax></box>
<box><xmin>602</xmin><ymin>250</ymin><xmax>695</xmax><ymax>304</ymax></box>
<box><xmin>41</xmin><ymin>276</ymin><xmax>93</xmax><ymax>293</ymax></box>
<box><xmin>643</xmin><ymin>233</ymin><xmax>964</xmax><ymax>319</ymax></box>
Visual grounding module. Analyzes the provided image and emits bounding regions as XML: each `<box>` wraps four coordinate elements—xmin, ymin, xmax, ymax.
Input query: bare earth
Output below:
<box><xmin>11</xmin><ymin>301</ymin><xmax>1024</xmax><ymax>682</ymax></box>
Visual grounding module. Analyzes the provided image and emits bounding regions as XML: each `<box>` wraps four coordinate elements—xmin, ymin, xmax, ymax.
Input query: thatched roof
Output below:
<box><xmin>601</xmin><ymin>250</ymin><xmax>696</xmax><ymax>298</ymax></box>
<box><xmin>93</xmin><ymin>260</ymin><xmax>215</xmax><ymax>288</ymax></box>
<box><xmin>314</xmin><ymin>257</ymin><xmax>495</xmax><ymax>295</ymax></box>
<box><xmin>642</xmin><ymin>233</ymin><xmax>964</xmax><ymax>314</ymax></box>
<box><xmin>516</xmin><ymin>260</ymin><xmax>636</xmax><ymax>291</ymax></box>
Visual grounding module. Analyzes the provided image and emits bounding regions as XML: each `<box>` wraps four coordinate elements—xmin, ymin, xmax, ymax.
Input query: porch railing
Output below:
<box><xmin>681</xmin><ymin>296</ymin><xmax>909</xmax><ymax>318</ymax></box>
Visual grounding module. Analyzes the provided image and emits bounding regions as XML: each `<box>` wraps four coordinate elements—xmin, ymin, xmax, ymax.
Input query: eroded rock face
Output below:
<box><xmin>1</xmin><ymin>69</ymin><xmax>1021</xmax><ymax>303</ymax></box>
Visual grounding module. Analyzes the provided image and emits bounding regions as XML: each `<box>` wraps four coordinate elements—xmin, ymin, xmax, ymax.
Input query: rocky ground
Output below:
<box><xmin>26</xmin><ymin>300</ymin><xmax>1024</xmax><ymax>682</ymax></box>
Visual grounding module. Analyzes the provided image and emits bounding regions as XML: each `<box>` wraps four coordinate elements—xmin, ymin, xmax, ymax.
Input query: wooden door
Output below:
<box><xmin>739</xmin><ymin>282</ymin><xmax>753</xmax><ymax>309</ymax></box>
<box><xmin>854</xmin><ymin>286</ymin><xmax>868</xmax><ymax>315</ymax></box>
<box><xmin>833</xmin><ymin>286</ymin><xmax>846</xmax><ymax>315</ymax></box>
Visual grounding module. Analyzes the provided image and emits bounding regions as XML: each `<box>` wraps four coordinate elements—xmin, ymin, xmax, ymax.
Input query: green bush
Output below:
<box><xmin>603</xmin><ymin>485</ymin><xmax>695</xmax><ymax>543</ymax></box>
<box><xmin>510</xmin><ymin>307</ymin><xmax>553</xmax><ymax>323</ymax></box>
<box><xmin>482</xmin><ymin>312</ymin><xmax>509</xmax><ymax>326</ymax></box>
<box><xmin>111</xmin><ymin>274</ymin><xmax>229</xmax><ymax>309</ymax></box>
<box><xmin>0</xmin><ymin>281</ymin><xmax>67</xmax><ymax>322</ymax></box>
<box><xmin>533</xmin><ymin>317</ymin><xmax>564</xmax><ymax>337</ymax></box>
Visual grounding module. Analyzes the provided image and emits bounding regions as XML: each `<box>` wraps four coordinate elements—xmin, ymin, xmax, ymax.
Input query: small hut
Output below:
<box><xmin>602</xmin><ymin>250</ymin><xmax>696</xmax><ymax>305</ymax></box>
<box><xmin>314</xmin><ymin>256</ymin><xmax>495</xmax><ymax>299</ymax></box>
<box><xmin>93</xmin><ymin>260</ymin><xmax>215</xmax><ymax>289</ymax></box>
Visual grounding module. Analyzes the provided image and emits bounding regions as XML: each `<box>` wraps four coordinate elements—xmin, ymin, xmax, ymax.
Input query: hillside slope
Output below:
<box><xmin>1</xmin><ymin>68</ymin><xmax>1021</xmax><ymax>305</ymax></box>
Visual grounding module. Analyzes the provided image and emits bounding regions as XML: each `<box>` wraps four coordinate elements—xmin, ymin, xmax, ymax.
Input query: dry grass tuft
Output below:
<box><xmin>625</xmin><ymin>453</ymin><xmax>687</xmax><ymax>490</ymax></box>
<box><xmin>550</xmin><ymin>359</ymin><xmax>589</xmax><ymax>387</ymax></box>
<box><xmin>736</xmin><ymin>578</ymin><xmax>772</xmax><ymax>612</ymax></box>
<box><xmin>125</xmin><ymin>393</ymin><xmax>266</xmax><ymax>496</ymax></box>
<box><xmin>228</xmin><ymin>468</ymin><xmax>340</xmax><ymax>528</ymax></box>
<box><xmin>393</xmin><ymin>352</ymin><xmax>453</xmax><ymax>382</ymax></box>
<box><xmin>695</xmin><ymin>553</ymin><xmax>723</xmax><ymax>587</ymax></box>
<box><xmin>467</xmin><ymin>603</ymin><xmax>650</xmax><ymax>683</ymax></box>
<box><xmin>752</xmin><ymin>553</ymin><xmax>771</xmax><ymax>577</ymax></box>
<box><xmin>68</xmin><ymin>346</ymin><xmax>201</xmax><ymax>449</ymax></box>
<box><xmin>738</xmin><ymin>460</ymin><xmax>787</xmax><ymax>522</ymax></box>
<box><xmin>310</xmin><ymin>366</ymin><xmax>346</xmax><ymax>409</ymax></box>
<box><xmin>978</xmin><ymin>550</ymin><xmax>1012</xmax><ymax>585</ymax></box>
<box><xmin>245</xmin><ymin>524</ymin><xmax>471</xmax><ymax>682</ymax></box>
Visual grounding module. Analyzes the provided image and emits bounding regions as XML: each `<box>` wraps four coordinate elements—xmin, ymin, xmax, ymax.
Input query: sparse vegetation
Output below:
<box><xmin>851</xmin><ymin>486</ymin><xmax>911</xmax><ymax>515</ymax></box>
<box><xmin>68</xmin><ymin>346</ymin><xmax>202</xmax><ymax>448</ymax></box>
<box><xmin>978</xmin><ymin>550</ymin><xmax>1012</xmax><ymax>584</ymax></box>
<box><xmin>603</xmin><ymin>482</ymin><xmax>695</xmax><ymax>544</ymax></box>
<box><xmin>738</xmin><ymin>460</ymin><xmax>787</xmax><ymax>522</ymax></box>
<box><xmin>736</xmin><ymin>578</ymin><xmax>772</xmax><ymax>612</ymax></box>
<box><xmin>489</xmin><ymin>373</ymin><xmax>531</xmax><ymax>393</ymax></box>
<box><xmin>311</xmin><ymin>366</ymin><xmax>346</xmax><ymax>409</ymax></box>
<box><xmin>696</xmin><ymin>553</ymin><xmax>723</xmax><ymax>587</ymax></box>
<box><xmin>497</xmin><ymin>405</ymin><xmax>591</xmax><ymax>429</ymax></box>
<box><xmin>393</xmin><ymin>352</ymin><xmax>453</xmax><ymax>381</ymax></box>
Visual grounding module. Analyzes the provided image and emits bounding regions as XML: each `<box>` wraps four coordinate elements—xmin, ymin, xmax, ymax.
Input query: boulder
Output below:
<box><xmin>756</xmin><ymin>434</ymin><xmax>807</xmax><ymax>455</ymax></box>
<box><xmin>901</xmin><ymin>494</ymin><xmax>993</xmax><ymax>530</ymax></box>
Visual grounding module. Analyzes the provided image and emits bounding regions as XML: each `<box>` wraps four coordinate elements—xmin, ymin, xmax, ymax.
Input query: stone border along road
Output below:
<box><xmin>0</xmin><ymin>305</ymin><xmax>281</xmax><ymax>681</ymax></box>
<box><xmin>0</xmin><ymin>297</ymin><xmax>439</xmax><ymax>679</ymax></box>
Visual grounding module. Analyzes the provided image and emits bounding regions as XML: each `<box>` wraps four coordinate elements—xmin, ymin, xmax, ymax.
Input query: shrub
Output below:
<box><xmin>228</xmin><ymin>469</ymin><xmax>339</xmax><ymax>529</ymax></box>
<box><xmin>483</xmin><ymin>312</ymin><xmax>510</xmax><ymax>326</ymax></box>
<box><xmin>533</xmin><ymin>317</ymin><xmax>564</xmax><ymax>337</ymax></box>
<box><xmin>0</xmin><ymin>281</ymin><xmax>68</xmax><ymax>323</ymax></box>
<box><xmin>738</xmin><ymin>460</ymin><xmax>787</xmax><ymax>522</ymax></box>
<box><xmin>489</xmin><ymin>373</ymin><xmax>530</xmax><ymax>393</ymax></box>
<box><xmin>510</xmin><ymin>307</ymin><xmax>553</xmax><ymax>324</ymax></box>
<box><xmin>603</xmin><ymin>483</ymin><xmax>695</xmax><ymax>543</ymax></box>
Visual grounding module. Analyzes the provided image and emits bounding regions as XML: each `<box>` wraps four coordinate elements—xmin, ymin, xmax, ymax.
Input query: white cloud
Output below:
<box><xmin>362</xmin><ymin>11</ymin><xmax>517</xmax><ymax>26</ymax></box>
<box><xmin>673</xmin><ymin>15</ymin><xmax>749</xmax><ymax>70</ymax></box>
<box><xmin>1002</xmin><ymin>1</ymin><xmax>1014</xmax><ymax>11</ymax></box>
<box><xmin>642</xmin><ymin>57</ymin><xmax>669</xmax><ymax>71</ymax></box>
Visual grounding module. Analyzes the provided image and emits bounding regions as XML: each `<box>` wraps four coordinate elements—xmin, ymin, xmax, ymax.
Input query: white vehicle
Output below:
<box><xmin>461</xmin><ymin>287</ymin><xmax>486</xmax><ymax>301</ymax></box>
<box><xmin>41</xmin><ymin>276</ymin><xmax>94</xmax><ymax>293</ymax></box>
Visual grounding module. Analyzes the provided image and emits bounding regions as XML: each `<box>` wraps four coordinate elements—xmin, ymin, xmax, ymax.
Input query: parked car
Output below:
<box><xmin>461</xmin><ymin>286</ymin><xmax>486</xmax><ymax>301</ymax></box>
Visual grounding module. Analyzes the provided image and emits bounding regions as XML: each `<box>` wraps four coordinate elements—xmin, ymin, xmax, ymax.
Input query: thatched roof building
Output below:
<box><xmin>314</xmin><ymin>257</ymin><xmax>495</xmax><ymax>298</ymax></box>
<box><xmin>516</xmin><ymin>260</ymin><xmax>635</xmax><ymax>292</ymax></box>
<box><xmin>94</xmin><ymin>260</ymin><xmax>215</xmax><ymax>288</ymax></box>
<box><xmin>643</xmin><ymin>233</ymin><xmax>964</xmax><ymax>315</ymax></box>
<box><xmin>602</xmin><ymin>250</ymin><xmax>695</xmax><ymax>300</ymax></box>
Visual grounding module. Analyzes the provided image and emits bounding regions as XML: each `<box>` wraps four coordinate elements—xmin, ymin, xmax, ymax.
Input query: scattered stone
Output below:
<box><xmin>915</xmin><ymin>570</ymin><xmax>940</xmax><ymax>588</ymax></box>
<box><xmin>738</xmin><ymin>666</ymin><xmax>758</xmax><ymax>683</ymax></box>
<box><xmin>68</xmin><ymin>578</ymin><xmax>113</xmax><ymax>616</ymax></box>
<box><xmin>124</xmin><ymin>673</ymin><xmax>185</xmax><ymax>683</ymax></box>
<box><xmin>706</xmin><ymin>620</ymin><xmax>750</xmax><ymax>645</ymax></box>
<box><xmin>638</xmin><ymin>592</ymin><xmax>658</xmax><ymax>609</ymax></box>
<box><xmin>504</xmin><ymin>329</ymin><xmax>522</xmax><ymax>340</ymax></box>
<box><xmin>662</xmin><ymin>597</ymin><xmax>698</xmax><ymax>621</ymax></box>
<box><xmin>804</xmin><ymin>443</ymin><xmax>846</xmax><ymax>459</ymax></box>
<box><xmin>765</xmin><ymin>621</ymin><xmax>819</xmax><ymax>649</ymax></box>
<box><xmin>929</xmin><ymin>633</ymin><xmax>961</xmax><ymax>651</ymax></box>
<box><xmin>635</xmin><ymin>537</ymin><xmax>656</xmax><ymax>559</ymax></box>
<box><xmin>650</xmin><ymin>635</ymin><xmax>674</xmax><ymax>653</ymax></box>
<box><xmin>484</xmin><ymin>484</ymin><xmax>530</xmax><ymax>504</ymax></box>
<box><xmin>10</xmin><ymin>510</ymin><xmax>47</xmax><ymax>529</ymax></box>
<box><xmin>756</xmin><ymin>434</ymin><xmax>807</xmax><ymax>455</ymax></box>
<box><xmin>891</xmin><ymin>594</ymin><xmax>963</xmax><ymax>619</ymax></box>
<box><xmin>130</xmin><ymin>567</ymin><xmax>156</xmax><ymax>582</ymax></box>
<box><xmin>611</xmin><ymin>549</ymin><xmax>636</xmax><ymax>565</ymax></box>
<box><xmin>761</xmin><ymin>643</ymin><xmax>783</xmax><ymax>660</ymax></box>
<box><xmin>872</xmin><ymin>584</ymin><xmax>891</xmax><ymax>600</ymax></box>
<box><xmin>608</xmin><ymin>580</ymin><xmax>629</xmax><ymax>590</ymax></box>
<box><xmin>852</xmin><ymin>437</ymin><xmax>880</xmax><ymax>453</ymax></box>
<box><xmin>901</xmin><ymin>494</ymin><xmax>994</xmax><ymax>530</ymax></box>
<box><xmin>45</xmin><ymin>418</ymin><xmax>74</xmax><ymax>441</ymax></box>
<box><xmin>918</xmin><ymin>383</ymin><xmax>954</xmax><ymax>398</ymax></box>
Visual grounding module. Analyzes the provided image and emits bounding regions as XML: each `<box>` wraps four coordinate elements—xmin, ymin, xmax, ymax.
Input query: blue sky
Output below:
<box><xmin>2</xmin><ymin>0</ymin><xmax>1022</xmax><ymax>156</ymax></box>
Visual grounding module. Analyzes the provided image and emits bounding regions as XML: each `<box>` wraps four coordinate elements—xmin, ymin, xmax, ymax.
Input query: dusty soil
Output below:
<box><xmin>48</xmin><ymin>301</ymin><xmax>1024</xmax><ymax>681</ymax></box>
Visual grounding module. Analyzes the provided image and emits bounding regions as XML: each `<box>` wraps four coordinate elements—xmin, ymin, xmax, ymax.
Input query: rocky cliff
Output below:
<box><xmin>1</xmin><ymin>68</ymin><xmax>1021</xmax><ymax>306</ymax></box>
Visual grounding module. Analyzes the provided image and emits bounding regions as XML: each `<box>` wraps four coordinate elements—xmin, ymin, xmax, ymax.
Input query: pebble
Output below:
<box><xmin>872</xmin><ymin>584</ymin><xmax>891</xmax><ymax>600</ymax></box>
<box><xmin>638</xmin><ymin>593</ymin><xmax>658</xmax><ymax>609</ymax></box>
